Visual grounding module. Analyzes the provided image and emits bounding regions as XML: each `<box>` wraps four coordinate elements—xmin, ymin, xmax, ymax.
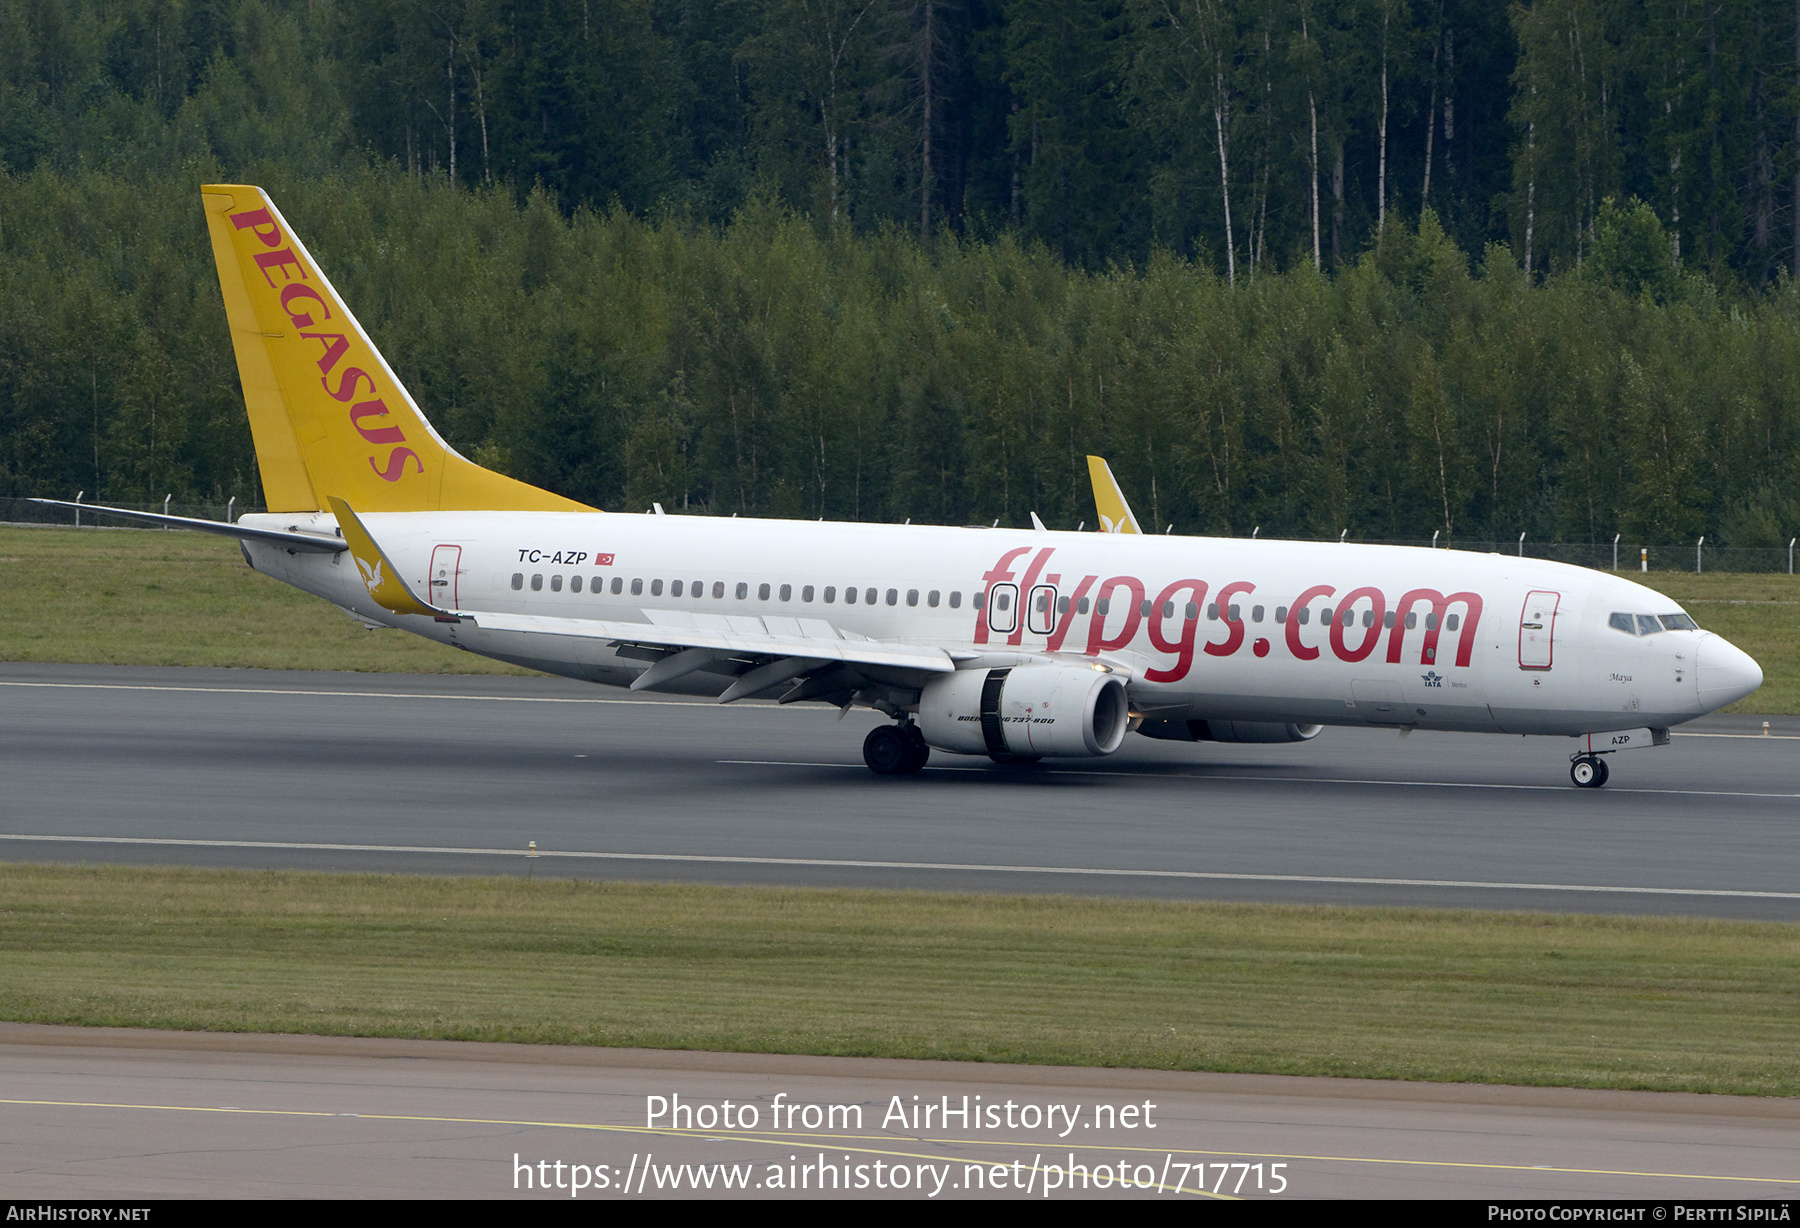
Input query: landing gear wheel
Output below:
<box><xmin>1570</xmin><ymin>755</ymin><xmax>1609</xmax><ymax>788</ymax></box>
<box><xmin>901</xmin><ymin>725</ymin><xmax>930</xmax><ymax>773</ymax></box>
<box><xmin>863</xmin><ymin>725</ymin><xmax>910</xmax><ymax>775</ymax></box>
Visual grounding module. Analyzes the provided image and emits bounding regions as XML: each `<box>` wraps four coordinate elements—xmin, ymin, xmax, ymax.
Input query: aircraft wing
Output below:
<box><xmin>328</xmin><ymin>496</ymin><xmax>955</xmax><ymax>702</ymax></box>
<box><xmin>460</xmin><ymin>609</ymin><xmax>956</xmax><ymax>688</ymax></box>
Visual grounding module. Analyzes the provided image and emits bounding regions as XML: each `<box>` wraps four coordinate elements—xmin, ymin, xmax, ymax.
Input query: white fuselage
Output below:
<box><xmin>241</xmin><ymin>510</ymin><xmax>1760</xmax><ymax>739</ymax></box>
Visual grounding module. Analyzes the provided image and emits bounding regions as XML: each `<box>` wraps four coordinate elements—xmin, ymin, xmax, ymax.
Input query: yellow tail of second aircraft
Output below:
<box><xmin>202</xmin><ymin>184</ymin><xmax>591</xmax><ymax>514</ymax></box>
<box><xmin>1085</xmin><ymin>455</ymin><xmax>1143</xmax><ymax>534</ymax></box>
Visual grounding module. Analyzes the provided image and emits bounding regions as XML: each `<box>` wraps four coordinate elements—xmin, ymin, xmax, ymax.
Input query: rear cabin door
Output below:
<box><xmin>1518</xmin><ymin>590</ymin><xmax>1560</xmax><ymax>670</ymax></box>
<box><xmin>429</xmin><ymin>544</ymin><xmax>463</xmax><ymax>609</ymax></box>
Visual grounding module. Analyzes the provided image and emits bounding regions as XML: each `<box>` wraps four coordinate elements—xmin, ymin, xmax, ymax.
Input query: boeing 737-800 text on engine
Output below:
<box><xmin>36</xmin><ymin>186</ymin><xmax>1764</xmax><ymax>784</ymax></box>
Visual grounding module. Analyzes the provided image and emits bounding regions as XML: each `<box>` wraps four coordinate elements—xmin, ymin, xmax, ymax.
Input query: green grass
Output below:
<box><xmin>0</xmin><ymin>525</ymin><xmax>527</xmax><ymax>674</ymax></box>
<box><xmin>1638</xmin><ymin>572</ymin><xmax>1799</xmax><ymax>713</ymax></box>
<box><xmin>0</xmin><ymin>525</ymin><xmax>1792</xmax><ymax>709</ymax></box>
<box><xmin>3</xmin><ymin>863</ymin><xmax>1796</xmax><ymax>1094</ymax></box>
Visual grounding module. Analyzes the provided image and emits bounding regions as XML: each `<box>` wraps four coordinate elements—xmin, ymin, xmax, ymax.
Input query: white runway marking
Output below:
<box><xmin>3</xmin><ymin>833</ymin><xmax>1796</xmax><ymax>900</ymax></box>
<box><xmin>717</xmin><ymin>760</ymin><xmax>1800</xmax><ymax>799</ymax></box>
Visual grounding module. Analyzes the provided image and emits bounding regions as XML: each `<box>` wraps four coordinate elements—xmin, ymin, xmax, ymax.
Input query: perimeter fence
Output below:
<box><xmin>3</xmin><ymin>497</ymin><xmax>1795</xmax><ymax>574</ymax></box>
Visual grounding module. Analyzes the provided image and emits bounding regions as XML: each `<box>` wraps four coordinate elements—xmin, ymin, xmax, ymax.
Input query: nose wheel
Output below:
<box><xmin>864</xmin><ymin>723</ymin><xmax>930</xmax><ymax>775</ymax></box>
<box><xmin>1570</xmin><ymin>754</ymin><xmax>1610</xmax><ymax>788</ymax></box>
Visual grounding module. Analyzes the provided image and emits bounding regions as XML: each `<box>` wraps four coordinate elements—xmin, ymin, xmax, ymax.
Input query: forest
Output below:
<box><xmin>0</xmin><ymin>0</ymin><xmax>1796</xmax><ymax>559</ymax></box>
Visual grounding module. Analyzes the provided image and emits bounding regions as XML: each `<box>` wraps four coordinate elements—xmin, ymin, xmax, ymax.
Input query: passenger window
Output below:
<box><xmin>1447</xmin><ymin>614</ymin><xmax>1460</xmax><ymax>631</ymax></box>
<box><xmin>1296</xmin><ymin>607</ymin><xmax>1309</xmax><ymax>625</ymax></box>
<box><xmin>1077</xmin><ymin>597</ymin><xmax>1089</xmax><ymax>614</ymax></box>
<box><xmin>996</xmin><ymin>590</ymin><xmax>1010</xmax><ymax>611</ymax></box>
<box><xmin>1609</xmin><ymin>612</ymin><xmax>1636</xmax><ymax>634</ymax></box>
<box><xmin>671</xmin><ymin>580</ymin><xmax>683</xmax><ymax>597</ymax></box>
<box><xmin>845</xmin><ymin>587</ymin><xmax>857</xmax><ymax>605</ymax></box>
<box><xmin>824</xmin><ymin>586</ymin><xmax>836</xmax><ymax>603</ymax></box>
<box><xmin>928</xmin><ymin>590</ymin><xmax>940</xmax><ymax>608</ymax></box>
<box><xmin>1275</xmin><ymin>606</ymin><xmax>1287</xmax><ymax>623</ymax></box>
<box><xmin>531</xmin><ymin>574</ymin><xmax>543</xmax><ymax>591</ymax></box>
<box><xmin>511</xmin><ymin>573</ymin><xmax>524</xmax><ymax>590</ymax></box>
<box><xmin>1382</xmin><ymin>610</ymin><xmax>1394</xmax><ymax>628</ymax></box>
<box><xmin>757</xmin><ymin>583</ymin><xmax>769</xmax><ymax>600</ymax></box>
<box><xmin>571</xmin><ymin>575</ymin><xmax>582</xmax><ymax>593</ymax></box>
<box><xmin>1359</xmin><ymin>609</ymin><xmax>1372</xmax><ymax>628</ymax></box>
<box><xmin>650</xmin><ymin>579</ymin><xmax>663</xmax><ymax>596</ymax></box>
<box><xmin>1095</xmin><ymin>597</ymin><xmax>1110</xmax><ymax>616</ymax></box>
<box><xmin>1139</xmin><ymin>600</ymin><xmax>1151</xmax><ymax>617</ymax></box>
<box><xmin>886</xmin><ymin>588</ymin><xmax>898</xmax><ymax>606</ymax></box>
<box><xmin>1207</xmin><ymin>603</ymin><xmax>1218</xmax><ymax>620</ymax></box>
<box><xmin>907</xmin><ymin>589</ymin><xmax>919</xmax><ymax>607</ymax></box>
<box><xmin>1425</xmin><ymin>612</ymin><xmax>1438</xmax><ymax>630</ymax></box>
<box><xmin>949</xmin><ymin>591</ymin><xmax>962</xmax><ymax>609</ymax></box>
<box><xmin>800</xmin><ymin>585</ymin><xmax>813</xmax><ymax>602</ymax></box>
<box><xmin>1161</xmin><ymin>601</ymin><xmax>1174</xmax><ymax>619</ymax></box>
<box><xmin>1229</xmin><ymin>604</ymin><xmax>1241</xmax><ymax>622</ymax></box>
<box><xmin>779</xmin><ymin>584</ymin><xmax>791</xmax><ymax>601</ymax></box>
<box><xmin>628</xmin><ymin>577</ymin><xmax>640</xmax><ymax>595</ymax></box>
<box><xmin>1405</xmin><ymin>612</ymin><xmax>1417</xmax><ymax>629</ymax></box>
<box><xmin>1636</xmin><ymin>614</ymin><xmax>1662</xmax><ymax>635</ymax></box>
<box><xmin>694</xmin><ymin>581</ymin><xmax>704</xmax><ymax>598</ymax></box>
<box><xmin>1058</xmin><ymin>596</ymin><xmax>1070</xmax><ymax>614</ymax></box>
<box><xmin>1185</xmin><ymin>602</ymin><xmax>1199</xmax><ymax>620</ymax></box>
<box><xmin>1252</xmin><ymin>605</ymin><xmax>1264</xmax><ymax>623</ymax></box>
<box><xmin>866</xmin><ymin>588</ymin><xmax>877</xmax><ymax>605</ymax></box>
<box><xmin>1340</xmin><ymin>608</ymin><xmax>1354</xmax><ymax>627</ymax></box>
<box><xmin>973</xmin><ymin>589</ymin><xmax>986</xmax><ymax>610</ymax></box>
<box><xmin>551</xmin><ymin>575</ymin><xmax>563</xmax><ymax>592</ymax></box>
<box><xmin>714</xmin><ymin>582</ymin><xmax>725</xmax><ymax>599</ymax></box>
<box><xmin>738</xmin><ymin>582</ymin><xmax>750</xmax><ymax>600</ymax></box>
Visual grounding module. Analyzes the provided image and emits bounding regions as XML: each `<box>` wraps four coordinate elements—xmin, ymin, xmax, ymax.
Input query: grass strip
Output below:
<box><xmin>1</xmin><ymin>526</ymin><xmax>1792</xmax><ymax>711</ymax></box>
<box><xmin>2</xmin><ymin>863</ymin><xmax>1796</xmax><ymax>1095</ymax></box>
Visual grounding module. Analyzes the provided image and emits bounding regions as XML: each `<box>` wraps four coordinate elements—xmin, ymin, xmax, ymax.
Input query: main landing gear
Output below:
<box><xmin>864</xmin><ymin>722</ymin><xmax>930</xmax><ymax>775</ymax></box>
<box><xmin>1570</xmin><ymin>754</ymin><xmax>1611</xmax><ymax>788</ymax></box>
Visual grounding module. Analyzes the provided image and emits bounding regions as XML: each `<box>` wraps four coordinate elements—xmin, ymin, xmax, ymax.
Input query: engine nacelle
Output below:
<box><xmin>1137</xmin><ymin>718</ymin><xmax>1323</xmax><ymax>744</ymax></box>
<box><xmin>919</xmin><ymin>665</ymin><xmax>1130</xmax><ymax>759</ymax></box>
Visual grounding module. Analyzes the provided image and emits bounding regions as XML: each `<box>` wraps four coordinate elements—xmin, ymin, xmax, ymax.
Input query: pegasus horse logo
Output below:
<box><xmin>355</xmin><ymin>554</ymin><xmax>385</xmax><ymax>598</ymax></box>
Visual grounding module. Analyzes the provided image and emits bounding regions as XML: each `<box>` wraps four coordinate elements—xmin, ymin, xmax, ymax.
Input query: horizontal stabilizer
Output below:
<box><xmin>29</xmin><ymin>499</ymin><xmax>346</xmax><ymax>553</ymax></box>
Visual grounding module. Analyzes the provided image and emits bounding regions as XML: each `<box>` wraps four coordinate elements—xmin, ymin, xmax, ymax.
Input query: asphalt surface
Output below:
<box><xmin>4</xmin><ymin>1025</ymin><xmax>1796</xmax><ymax>1200</ymax></box>
<box><xmin>1</xmin><ymin>662</ymin><xmax>1796</xmax><ymax>917</ymax></box>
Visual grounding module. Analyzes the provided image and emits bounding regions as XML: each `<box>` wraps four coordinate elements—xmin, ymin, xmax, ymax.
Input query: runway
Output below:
<box><xmin>1</xmin><ymin>662</ymin><xmax>1796</xmax><ymax>918</ymax></box>
<box><xmin>4</xmin><ymin>1024</ymin><xmax>1797</xmax><ymax>1200</ymax></box>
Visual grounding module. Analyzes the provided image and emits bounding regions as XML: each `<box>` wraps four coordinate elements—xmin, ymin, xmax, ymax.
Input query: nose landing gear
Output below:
<box><xmin>1570</xmin><ymin>754</ymin><xmax>1611</xmax><ymax>788</ymax></box>
<box><xmin>864</xmin><ymin>722</ymin><xmax>930</xmax><ymax>775</ymax></box>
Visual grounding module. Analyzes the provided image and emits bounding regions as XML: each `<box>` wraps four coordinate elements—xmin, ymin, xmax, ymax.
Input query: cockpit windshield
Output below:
<box><xmin>1609</xmin><ymin>611</ymin><xmax>1698</xmax><ymax>636</ymax></box>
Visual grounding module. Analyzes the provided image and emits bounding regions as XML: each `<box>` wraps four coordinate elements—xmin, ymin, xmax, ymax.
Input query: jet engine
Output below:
<box><xmin>919</xmin><ymin>665</ymin><xmax>1130</xmax><ymax>760</ymax></box>
<box><xmin>1136</xmin><ymin>717</ymin><xmax>1323</xmax><ymax>743</ymax></box>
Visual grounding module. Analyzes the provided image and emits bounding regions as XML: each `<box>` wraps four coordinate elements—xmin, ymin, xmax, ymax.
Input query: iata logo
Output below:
<box><xmin>1422</xmin><ymin>671</ymin><xmax>1444</xmax><ymax>687</ymax></box>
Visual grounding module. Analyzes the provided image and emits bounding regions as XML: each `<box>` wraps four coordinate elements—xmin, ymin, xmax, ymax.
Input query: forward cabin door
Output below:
<box><xmin>1518</xmin><ymin>590</ymin><xmax>1560</xmax><ymax>670</ymax></box>
<box><xmin>429</xmin><ymin>544</ymin><xmax>463</xmax><ymax>609</ymax></box>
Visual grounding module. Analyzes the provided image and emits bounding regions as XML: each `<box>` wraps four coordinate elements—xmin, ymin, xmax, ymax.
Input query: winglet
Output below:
<box><xmin>1085</xmin><ymin>456</ymin><xmax>1143</xmax><ymax>534</ymax></box>
<box><xmin>328</xmin><ymin>496</ymin><xmax>452</xmax><ymax>619</ymax></box>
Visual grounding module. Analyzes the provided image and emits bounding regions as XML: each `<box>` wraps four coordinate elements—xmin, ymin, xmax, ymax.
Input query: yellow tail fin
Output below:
<box><xmin>1085</xmin><ymin>456</ymin><xmax>1142</xmax><ymax>534</ymax></box>
<box><xmin>202</xmin><ymin>185</ymin><xmax>592</xmax><ymax>514</ymax></box>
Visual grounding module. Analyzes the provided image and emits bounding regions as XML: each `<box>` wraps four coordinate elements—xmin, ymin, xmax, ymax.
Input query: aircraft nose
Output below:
<box><xmin>1697</xmin><ymin>634</ymin><xmax>1763</xmax><ymax>712</ymax></box>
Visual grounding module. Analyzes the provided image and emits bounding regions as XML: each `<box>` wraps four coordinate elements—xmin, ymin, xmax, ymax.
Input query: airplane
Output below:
<box><xmin>36</xmin><ymin>185</ymin><xmax>1764</xmax><ymax>786</ymax></box>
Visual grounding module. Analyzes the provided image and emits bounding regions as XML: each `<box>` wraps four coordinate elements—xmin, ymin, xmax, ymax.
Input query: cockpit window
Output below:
<box><xmin>1608</xmin><ymin>612</ymin><xmax>1635</xmax><ymax>634</ymax></box>
<box><xmin>1635</xmin><ymin>614</ymin><xmax>1663</xmax><ymax>636</ymax></box>
<box><xmin>1659</xmin><ymin>613</ymin><xmax>1698</xmax><ymax>631</ymax></box>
